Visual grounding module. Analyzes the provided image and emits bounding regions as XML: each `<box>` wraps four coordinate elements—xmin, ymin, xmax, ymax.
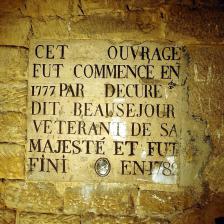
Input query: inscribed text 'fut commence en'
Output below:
<box><xmin>26</xmin><ymin>40</ymin><xmax>187</xmax><ymax>184</ymax></box>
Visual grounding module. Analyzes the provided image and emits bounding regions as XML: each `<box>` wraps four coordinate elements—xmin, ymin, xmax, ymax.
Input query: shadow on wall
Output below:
<box><xmin>215</xmin><ymin>217</ymin><xmax>224</xmax><ymax>224</ymax></box>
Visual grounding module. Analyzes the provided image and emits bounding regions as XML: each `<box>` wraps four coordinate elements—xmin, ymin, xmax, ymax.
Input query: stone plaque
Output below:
<box><xmin>26</xmin><ymin>40</ymin><xmax>187</xmax><ymax>184</ymax></box>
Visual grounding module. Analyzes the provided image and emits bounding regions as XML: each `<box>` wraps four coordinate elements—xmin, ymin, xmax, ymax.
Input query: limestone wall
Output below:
<box><xmin>0</xmin><ymin>0</ymin><xmax>224</xmax><ymax>223</ymax></box>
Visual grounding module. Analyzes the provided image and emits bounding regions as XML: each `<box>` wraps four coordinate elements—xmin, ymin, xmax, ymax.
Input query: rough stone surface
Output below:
<box><xmin>21</xmin><ymin>0</ymin><xmax>70</xmax><ymax>18</ymax></box>
<box><xmin>204</xmin><ymin>153</ymin><xmax>224</xmax><ymax>193</ymax></box>
<box><xmin>179</xmin><ymin>118</ymin><xmax>211</xmax><ymax>189</ymax></box>
<box><xmin>137</xmin><ymin>189</ymin><xmax>200</xmax><ymax>217</ymax></box>
<box><xmin>0</xmin><ymin>17</ymin><xmax>30</xmax><ymax>47</ymax></box>
<box><xmin>166</xmin><ymin>5</ymin><xmax>224</xmax><ymax>43</ymax></box>
<box><xmin>73</xmin><ymin>0</ymin><xmax>167</xmax><ymax>16</ymax></box>
<box><xmin>170</xmin><ymin>193</ymin><xmax>224</xmax><ymax>223</ymax></box>
<box><xmin>0</xmin><ymin>83</ymin><xmax>27</xmax><ymax>113</ymax></box>
<box><xmin>64</xmin><ymin>184</ymin><xmax>137</xmax><ymax>215</ymax></box>
<box><xmin>4</xmin><ymin>181</ymin><xmax>63</xmax><ymax>213</ymax></box>
<box><xmin>69</xmin><ymin>14</ymin><xmax>163</xmax><ymax>41</ymax></box>
<box><xmin>0</xmin><ymin>47</ymin><xmax>28</xmax><ymax>83</ymax></box>
<box><xmin>0</xmin><ymin>112</ymin><xmax>26</xmax><ymax>145</ymax></box>
<box><xmin>32</xmin><ymin>18</ymin><xmax>71</xmax><ymax>39</ymax></box>
<box><xmin>168</xmin><ymin>0</ymin><xmax>223</xmax><ymax>7</ymax></box>
<box><xmin>18</xmin><ymin>212</ymin><xmax>80</xmax><ymax>224</ymax></box>
<box><xmin>82</xmin><ymin>214</ymin><xmax>169</xmax><ymax>224</ymax></box>
<box><xmin>170</xmin><ymin>208</ymin><xmax>204</xmax><ymax>224</ymax></box>
<box><xmin>32</xmin><ymin>12</ymin><xmax>164</xmax><ymax>41</ymax></box>
<box><xmin>0</xmin><ymin>181</ymin><xmax>5</xmax><ymax>209</ymax></box>
<box><xmin>188</xmin><ymin>46</ymin><xmax>224</xmax><ymax>156</ymax></box>
<box><xmin>0</xmin><ymin>144</ymin><xmax>24</xmax><ymax>179</ymax></box>
<box><xmin>0</xmin><ymin>0</ymin><xmax>223</xmax><ymax>223</ymax></box>
<box><xmin>76</xmin><ymin>0</ymin><xmax>125</xmax><ymax>15</ymax></box>
<box><xmin>0</xmin><ymin>0</ymin><xmax>24</xmax><ymax>16</ymax></box>
<box><xmin>0</xmin><ymin>209</ymin><xmax>16</xmax><ymax>224</ymax></box>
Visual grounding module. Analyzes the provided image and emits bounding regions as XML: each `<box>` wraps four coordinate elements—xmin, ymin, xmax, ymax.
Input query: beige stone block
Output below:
<box><xmin>64</xmin><ymin>183</ymin><xmax>137</xmax><ymax>215</ymax></box>
<box><xmin>0</xmin><ymin>112</ymin><xmax>26</xmax><ymax>145</ymax></box>
<box><xmin>76</xmin><ymin>0</ymin><xmax>164</xmax><ymax>15</ymax></box>
<box><xmin>32</xmin><ymin>18</ymin><xmax>70</xmax><ymax>39</ymax></box>
<box><xmin>0</xmin><ymin>83</ymin><xmax>27</xmax><ymax>113</ymax></box>
<box><xmin>33</xmin><ymin>15</ymin><xmax>142</xmax><ymax>40</ymax></box>
<box><xmin>165</xmin><ymin>5</ymin><xmax>224</xmax><ymax>43</ymax></box>
<box><xmin>82</xmin><ymin>214</ymin><xmax>169</xmax><ymax>224</ymax></box>
<box><xmin>0</xmin><ymin>144</ymin><xmax>24</xmax><ymax>179</ymax></box>
<box><xmin>204</xmin><ymin>153</ymin><xmax>224</xmax><ymax>193</ymax></box>
<box><xmin>137</xmin><ymin>189</ymin><xmax>199</xmax><ymax>216</ymax></box>
<box><xmin>70</xmin><ymin>15</ymin><xmax>138</xmax><ymax>34</ymax></box>
<box><xmin>32</xmin><ymin>14</ymin><xmax>163</xmax><ymax>41</ymax></box>
<box><xmin>0</xmin><ymin>209</ymin><xmax>16</xmax><ymax>224</ymax></box>
<box><xmin>0</xmin><ymin>17</ymin><xmax>30</xmax><ymax>47</ymax></box>
<box><xmin>22</xmin><ymin>0</ymin><xmax>70</xmax><ymax>18</ymax></box>
<box><xmin>125</xmin><ymin>0</ymin><xmax>165</xmax><ymax>10</ymax></box>
<box><xmin>4</xmin><ymin>181</ymin><xmax>63</xmax><ymax>213</ymax></box>
<box><xmin>0</xmin><ymin>182</ymin><xmax>5</xmax><ymax>208</ymax></box>
<box><xmin>76</xmin><ymin>0</ymin><xmax>125</xmax><ymax>15</ymax></box>
<box><xmin>0</xmin><ymin>47</ymin><xmax>28</xmax><ymax>83</ymax></box>
<box><xmin>70</xmin><ymin>14</ymin><xmax>151</xmax><ymax>35</ymax></box>
<box><xmin>82</xmin><ymin>215</ymin><xmax>135</xmax><ymax>224</ymax></box>
<box><xmin>69</xmin><ymin>14</ymin><xmax>163</xmax><ymax>41</ymax></box>
<box><xmin>19</xmin><ymin>212</ymin><xmax>80</xmax><ymax>224</ymax></box>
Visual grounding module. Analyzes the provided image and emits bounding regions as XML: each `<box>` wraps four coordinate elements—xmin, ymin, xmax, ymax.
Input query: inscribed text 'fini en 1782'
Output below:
<box><xmin>27</xmin><ymin>40</ymin><xmax>187</xmax><ymax>184</ymax></box>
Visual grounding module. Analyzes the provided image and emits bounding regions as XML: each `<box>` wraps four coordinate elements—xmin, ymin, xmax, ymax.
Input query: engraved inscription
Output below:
<box><xmin>26</xmin><ymin>40</ymin><xmax>187</xmax><ymax>184</ymax></box>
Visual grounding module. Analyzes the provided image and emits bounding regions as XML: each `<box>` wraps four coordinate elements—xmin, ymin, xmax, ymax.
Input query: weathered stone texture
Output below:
<box><xmin>169</xmin><ymin>0</ymin><xmax>224</xmax><ymax>7</ymax></box>
<box><xmin>32</xmin><ymin>18</ymin><xmax>71</xmax><ymax>39</ymax></box>
<box><xmin>0</xmin><ymin>181</ymin><xmax>5</xmax><ymax>209</ymax></box>
<box><xmin>0</xmin><ymin>0</ymin><xmax>24</xmax><ymax>16</ymax></box>
<box><xmin>171</xmin><ymin>193</ymin><xmax>224</xmax><ymax>224</ymax></box>
<box><xmin>204</xmin><ymin>153</ymin><xmax>224</xmax><ymax>193</ymax></box>
<box><xmin>0</xmin><ymin>112</ymin><xmax>26</xmax><ymax>145</ymax></box>
<box><xmin>4</xmin><ymin>182</ymin><xmax>63</xmax><ymax>213</ymax></box>
<box><xmin>0</xmin><ymin>47</ymin><xmax>28</xmax><ymax>83</ymax></box>
<box><xmin>137</xmin><ymin>189</ymin><xmax>200</xmax><ymax>217</ymax></box>
<box><xmin>166</xmin><ymin>6</ymin><xmax>224</xmax><ymax>43</ymax></box>
<box><xmin>19</xmin><ymin>212</ymin><xmax>80</xmax><ymax>224</ymax></box>
<box><xmin>77</xmin><ymin>0</ymin><xmax>224</xmax><ymax>14</ymax></box>
<box><xmin>82</xmin><ymin>214</ymin><xmax>169</xmax><ymax>224</ymax></box>
<box><xmin>0</xmin><ymin>0</ymin><xmax>223</xmax><ymax>223</ymax></box>
<box><xmin>0</xmin><ymin>144</ymin><xmax>24</xmax><ymax>179</ymax></box>
<box><xmin>170</xmin><ymin>208</ymin><xmax>204</xmax><ymax>224</ymax></box>
<box><xmin>70</xmin><ymin>11</ymin><xmax>164</xmax><ymax>40</ymax></box>
<box><xmin>179</xmin><ymin>118</ymin><xmax>211</xmax><ymax>188</ymax></box>
<box><xmin>64</xmin><ymin>184</ymin><xmax>137</xmax><ymax>215</ymax></box>
<box><xmin>0</xmin><ymin>18</ymin><xmax>30</xmax><ymax>47</ymax></box>
<box><xmin>0</xmin><ymin>83</ymin><xmax>27</xmax><ymax>113</ymax></box>
<box><xmin>82</xmin><ymin>215</ymin><xmax>137</xmax><ymax>224</ymax></box>
<box><xmin>32</xmin><ymin>11</ymin><xmax>164</xmax><ymax>41</ymax></box>
<box><xmin>21</xmin><ymin>0</ymin><xmax>70</xmax><ymax>18</ymax></box>
<box><xmin>188</xmin><ymin>46</ymin><xmax>224</xmax><ymax>156</ymax></box>
<box><xmin>74</xmin><ymin>0</ymin><xmax>165</xmax><ymax>15</ymax></box>
<box><xmin>124</xmin><ymin>10</ymin><xmax>164</xmax><ymax>35</ymax></box>
<box><xmin>70</xmin><ymin>15</ymin><xmax>138</xmax><ymax>34</ymax></box>
<box><xmin>0</xmin><ymin>209</ymin><xmax>16</xmax><ymax>224</ymax></box>
<box><xmin>74</xmin><ymin>0</ymin><xmax>125</xmax><ymax>16</ymax></box>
